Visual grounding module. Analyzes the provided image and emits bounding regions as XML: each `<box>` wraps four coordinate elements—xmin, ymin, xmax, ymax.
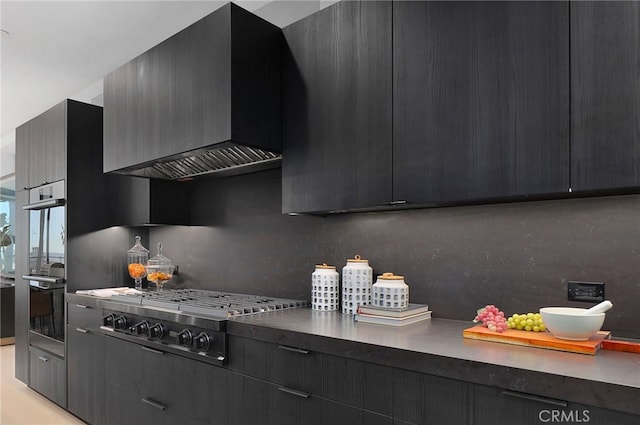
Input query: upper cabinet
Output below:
<box><xmin>103</xmin><ymin>3</ymin><xmax>282</xmax><ymax>181</ymax></box>
<box><xmin>282</xmin><ymin>1</ymin><xmax>393</xmax><ymax>213</ymax></box>
<box><xmin>393</xmin><ymin>1</ymin><xmax>570</xmax><ymax>204</ymax></box>
<box><xmin>570</xmin><ymin>1</ymin><xmax>640</xmax><ymax>191</ymax></box>
<box><xmin>16</xmin><ymin>101</ymin><xmax>67</xmax><ymax>190</ymax></box>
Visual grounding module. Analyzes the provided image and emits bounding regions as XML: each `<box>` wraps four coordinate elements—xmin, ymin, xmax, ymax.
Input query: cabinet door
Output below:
<box><xmin>393</xmin><ymin>369</ymin><xmax>471</xmax><ymax>425</ymax></box>
<box><xmin>28</xmin><ymin>347</ymin><xmax>66</xmax><ymax>408</ymax></box>
<box><xmin>103</xmin><ymin>59</ymin><xmax>139</xmax><ymax>173</ymax></box>
<box><xmin>472</xmin><ymin>385</ymin><xmax>639</xmax><ymax>425</ymax></box>
<box><xmin>27</xmin><ymin>102</ymin><xmax>66</xmax><ymax>187</ymax></box>
<box><xmin>15</xmin><ymin>123</ymin><xmax>30</xmax><ymax>191</ymax></box>
<box><xmin>393</xmin><ymin>1</ymin><xmax>569</xmax><ymax>204</ymax></box>
<box><xmin>105</xmin><ymin>335</ymin><xmax>224</xmax><ymax>425</ymax></box>
<box><xmin>323</xmin><ymin>354</ymin><xmax>393</xmax><ymax>417</ymax></box>
<box><xmin>570</xmin><ymin>1</ymin><xmax>640</xmax><ymax>190</ymax></box>
<box><xmin>266</xmin><ymin>343</ymin><xmax>324</xmax><ymax>396</ymax></box>
<box><xmin>66</xmin><ymin>325</ymin><xmax>106</xmax><ymax>425</ymax></box>
<box><xmin>28</xmin><ymin>111</ymin><xmax>48</xmax><ymax>188</ymax></box>
<box><xmin>44</xmin><ymin>101</ymin><xmax>66</xmax><ymax>184</ymax></box>
<box><xmin>282</xmin><ymin>0</ymin><xmax>392</xmax><ymax>213</ymax></box>
<box><xmin>14</xmin><ymin>190</ymin><xmax>29</xmax><ymax>383</ymax></box>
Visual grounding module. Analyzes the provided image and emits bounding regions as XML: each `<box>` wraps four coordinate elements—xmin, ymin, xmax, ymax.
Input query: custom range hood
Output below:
<box><xmin>103</xmin><ymin>3</ymin><xmax>282</xmax><ymax>181</ymax></box>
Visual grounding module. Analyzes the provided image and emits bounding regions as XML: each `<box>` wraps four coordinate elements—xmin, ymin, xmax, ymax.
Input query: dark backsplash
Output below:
<box><xmin>99</xmin><ymin>168</ymin><xmax>637</xmax><ymax>338</ymax></box>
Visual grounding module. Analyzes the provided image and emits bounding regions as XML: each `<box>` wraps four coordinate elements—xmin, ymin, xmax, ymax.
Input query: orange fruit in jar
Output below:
<box><xmin>148</xmin><ymin>271</ymin><xmax>171</xmax><ymax>281</ymax></box>
<box><xmin>128</xmin><ymin>263</ymin><xmax>146</xmax><ymax>278</ymax></box>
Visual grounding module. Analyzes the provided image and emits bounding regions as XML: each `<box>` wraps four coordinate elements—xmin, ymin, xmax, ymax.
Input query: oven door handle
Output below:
<box><xmin>22</xmin><ymin>198</ymin><xmax>65</xmax><ymax>211</ymax></box>
<box><xmin>22</xmin><ymin>275</ymin><xmax>65</xmax><ymax>285</ymax></box>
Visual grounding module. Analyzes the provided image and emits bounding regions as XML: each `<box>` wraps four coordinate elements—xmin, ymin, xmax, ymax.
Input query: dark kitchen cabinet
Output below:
<box><xmin>393</xmin><ymin>368</ymin><xmax>471</xmax><ymax>425</ymax></box>
<box><xmin>282</xmin><ymin>0</ymin><xmax>392</xmax><ymax>213</ymax></box>
<box><xmin>393</xmin><ymin>1</ymin><xmax>570</xmax><ymax>204</ymax></box>
<box><xmin>323</xmin><ymin>354</ymin><xmax>393</xmax><ymax>417</ymax></box>
<box><xmin>66</xmin><ymin>325</ymin><xmax>106</xmax><ymax>425</ymax></box>
<box><xmin>472</xmin><ymin>385</ymin><xmax>639</xmax><ymax>425</ymax></box>
<box><xmin>25</xmin><ymin>101</ymin><xmax>66</xmax><ymax>189</ymax></box>
<box><xmin>104</xmin><ymin>2</ymin><xmax>281</xmax><ymax>177</ymax></box>
<box><xmin>15</xmin><ymin>124</ymin><xmax>29</xmax><ymax>191</ymax></box>
<box><xmin>570</xmin><ymin>1</ymin><xmax>640</xmax><ymax>191</ymax></box>
<box><xmin>105</xmin><ymin>335</ymin><xmax>228</xmax><ymax>425</ymax></box>
<box><xmin>66</xmin><ymin>302</ymin><xmax>106</xmax><ymax>425</ymax></box>
<box><xmin>14</xmin><ymin>99</ymin><xmax>114</xmax><ymax>234</ymax></box>
<box><xmin>13</xmin><ymin>191</ymin><xmax>29</xmax><ymax>383</ymax></box>
<box><xmin>227</xmin><ymin>335</ymin><xmax>393</xmax><ymax>424</ymax></box>
<box><xmin>266</xmin><ymin>343</ymin><xmax>324</xmax><ymax>395</ymax></box>
<box><xmin>28</xmin><ymin>346</ymin><xmax>66</xmax><ymax>408</ymax></box>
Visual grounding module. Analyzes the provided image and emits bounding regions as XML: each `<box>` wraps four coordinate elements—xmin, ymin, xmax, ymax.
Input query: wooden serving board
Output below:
<box><xmin>463</xmin><ymin>325</ymin><xmax>611</xmax><ymax>355</ymax></box>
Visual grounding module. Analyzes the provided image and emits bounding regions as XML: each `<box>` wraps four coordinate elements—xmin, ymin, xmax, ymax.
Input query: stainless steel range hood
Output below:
<box><xmin>117</xmin><ymin>142</ymin><xmax>282</xmax><ymax>181</ymax></box>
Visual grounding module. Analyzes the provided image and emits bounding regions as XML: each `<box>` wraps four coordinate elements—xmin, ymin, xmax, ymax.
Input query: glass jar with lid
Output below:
<box><xmin>127</xmin><ymin>235</ymin><xmax>149</xmax><ymax>290</ymax></box>
<box><xmin>146</xmin><ymin>243</ymin><xmax>174</xmax><ymax>291</ymax></box>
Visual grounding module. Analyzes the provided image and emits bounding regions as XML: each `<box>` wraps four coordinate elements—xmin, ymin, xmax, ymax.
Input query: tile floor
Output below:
<box><xmin>0</xmin><ymin>344</ymin><xmax>84</xmax><ymax>425</ymax></box>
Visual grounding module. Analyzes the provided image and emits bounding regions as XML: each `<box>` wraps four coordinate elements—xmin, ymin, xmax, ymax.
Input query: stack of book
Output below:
<box><xmin>354</xmin><ymin>303</ymin><xmax>431</xmax><ymax>326</ymax></box>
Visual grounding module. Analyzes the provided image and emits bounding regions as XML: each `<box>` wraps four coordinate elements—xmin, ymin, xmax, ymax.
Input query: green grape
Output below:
<box><xmin>510</xmin><ymin>312</ymin><xmax>546</xmax><ymax>332</ymax></box>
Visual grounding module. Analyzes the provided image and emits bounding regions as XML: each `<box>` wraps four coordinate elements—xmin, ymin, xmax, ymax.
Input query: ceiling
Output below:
<box><xmin>0</xmin><ymin>0</ymin><xmax>333</xmax><ymax>162</ymax></box>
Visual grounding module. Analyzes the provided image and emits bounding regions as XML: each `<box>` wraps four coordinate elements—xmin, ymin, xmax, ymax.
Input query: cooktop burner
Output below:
<box><xmin>109</xmin><ymin>288</ymin><xmax>308</xmax><ymax>319</ymax></box>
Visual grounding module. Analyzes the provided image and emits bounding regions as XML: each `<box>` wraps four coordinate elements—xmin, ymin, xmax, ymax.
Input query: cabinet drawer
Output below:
<box><xmin>323</xmin><ymin>354</ymin><xmax>393</xmax><ymax>417</ymax></box>
<box><xmin>67</xmin><ymin>302</ymin><xmax>102</xmax><ymax>329</ymax></box>
<box><xmin>227</xmin><ymin>335</ymin><xmax>268</xmax><ymax>379</ymax></box>
<box><xmin>266</xmin><ymin>342</ymin><xmax>324</xmax><ymax>396</ymax></box>
<box><xmin>29</xmin><ymin>346</ymin><xmax>66</xmax><ymax>408</ymax></box>
<box><xmin>393</xmin><ymin>369</ymin><xmax>470</xmax><ymax>425</ymax></box>
<box><xmin>105</xmin><ymin>335</ymin><xmax>230</xmax><ymax>425</ymax></box>
<box><xmin>473</xmin><ymin>385</ymin><xmax>640</xmax><ymax>425</ymax></box>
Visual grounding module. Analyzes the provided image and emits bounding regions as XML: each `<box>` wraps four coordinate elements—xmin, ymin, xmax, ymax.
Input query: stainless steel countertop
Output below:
<box><xmin>227</xmin><ymin>308</ymin><xmax>640</xmax><ymax>415</ymax></box>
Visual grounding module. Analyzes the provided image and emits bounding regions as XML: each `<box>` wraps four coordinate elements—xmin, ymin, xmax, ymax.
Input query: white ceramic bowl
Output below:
<box><xmin>539</xmin><ymin>307</ymin><xmax>605</xmax><ymax>341</ymax></box>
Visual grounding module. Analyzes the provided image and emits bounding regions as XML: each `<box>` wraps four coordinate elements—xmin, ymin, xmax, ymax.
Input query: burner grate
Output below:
<box><xmin>109</xmin><ymin>289</ymin><xmax>307</xmax><ymax>319</ymax></box>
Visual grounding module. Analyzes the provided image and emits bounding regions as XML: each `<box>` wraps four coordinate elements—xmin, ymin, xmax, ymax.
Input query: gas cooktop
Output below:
<box><xmin>108</xmin><ymin>288</ymin><xmax>308</xmax><ymax>320</ymax></box>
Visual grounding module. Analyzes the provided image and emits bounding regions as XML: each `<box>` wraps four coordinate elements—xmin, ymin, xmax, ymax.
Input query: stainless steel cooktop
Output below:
<box><xmin>108</xmin><ymin>288</ymin><xmax>308</xmax><ymax>319</ymax></box>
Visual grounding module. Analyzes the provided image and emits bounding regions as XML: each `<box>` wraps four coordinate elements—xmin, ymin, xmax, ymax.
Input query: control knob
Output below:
<box><xmin>131</xmin><ymin>320</ymin><xmax>150</xmax><ymax>336</ymax></box>
<box><xmin>102</xmin><ymin>313</ymin><xmax>116</xmax><ymax>328</ymax></box>
<box><xmin>176</xmin><ymin>329</ymin><xmax>193</xmax><ymax>347</ymax></box>
<box><xmin>193</xmin><ymin>332</ymin><xmax>211</xmax><ymax>352</ymax></box>
<box><xmin>148</xmin><ymin>323</ymin><xmax>165</xmax><ymax>340</ymax></box>
<box><xmin>113</xmin><ymin>316</ymin><xmax>128</xmax><ymax>330</ymax></box>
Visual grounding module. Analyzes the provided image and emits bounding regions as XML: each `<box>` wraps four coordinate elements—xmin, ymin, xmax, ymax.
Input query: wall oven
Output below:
<box><xmin>22</xmin><ymin>180</ymin><xmax>65</xmax><ymax>357</ymax></box>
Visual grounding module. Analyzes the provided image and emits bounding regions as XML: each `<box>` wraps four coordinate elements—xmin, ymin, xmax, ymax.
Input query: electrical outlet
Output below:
<box><xmin>567</xmin><ymin>281</ymin><xmax>605</xmax><ymax>303</ymax></box>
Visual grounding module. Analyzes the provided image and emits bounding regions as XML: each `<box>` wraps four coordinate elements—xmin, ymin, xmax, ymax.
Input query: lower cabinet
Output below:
<box><xmin>104</xmin><ymin>335</ymin><xmax>230</xmax><ymax>425</ymax></box>
<box><xmin>228</xmin><ymin>336</ymin><xmax>393</xmax><ymax>425</ymax></box>
<box><xmin>393</xmin><ymin>368</ymin><xmax>471</xmax><ymax>425</ymax></box>
<box><xmin>28</xmin><ymin>346</ymin><xmax>66</xmax><ymax>408</ymax></box>
<box><xmin>66</xmin><ymin>325</ymin><xmax>106</xmax><ymax>425</ymax></box>
<box><xmin>472</xmin><ymin>385</ymin><xmax>639</xmax><ymax>425</ymax></box>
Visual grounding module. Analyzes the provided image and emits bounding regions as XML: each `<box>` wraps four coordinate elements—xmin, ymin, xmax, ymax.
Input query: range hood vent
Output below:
<box><xmin>119</xmin><ymin>142</ymin><xmax>282</xmax><ymax>181</ymax></box>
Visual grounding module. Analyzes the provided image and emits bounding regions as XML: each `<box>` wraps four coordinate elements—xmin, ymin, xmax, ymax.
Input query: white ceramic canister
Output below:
<box><xmin>341</xmin><ymin>255</ymin><xmax>373</xmax><ymax>314</ymax></box>
<box><xmin>372</xmin><ymin>272</ymin><xmax>409</xmax><ymax>309</ymax></box>
<box><xmin>312</xmin><ymin>263</ymin><xmax>340</xmax><ymax>311</ymax></box>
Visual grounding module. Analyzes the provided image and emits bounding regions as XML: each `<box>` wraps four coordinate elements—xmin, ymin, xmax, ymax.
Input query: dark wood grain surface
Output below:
<box><xmin>570</xmin><ymin>1</ymin><xmax>640</xmax><ymax>190</ymax></box>
<box><xmin>393</xmin><ymin>1</ymin><xmax>570</xmax><ymax>204</ymax></box>
<box><xmin>282</xmin><ymin>0</ymin><xmax>393</xmax><ymax>213</ymax></box>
